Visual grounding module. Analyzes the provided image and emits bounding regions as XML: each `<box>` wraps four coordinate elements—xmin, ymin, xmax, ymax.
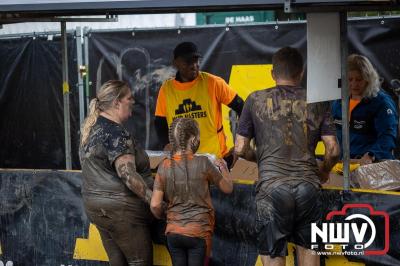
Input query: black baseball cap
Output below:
<box><xmin>173</xmin><ymin>42</ymin><xmax>202</xmax><ymax>60</ymax></box>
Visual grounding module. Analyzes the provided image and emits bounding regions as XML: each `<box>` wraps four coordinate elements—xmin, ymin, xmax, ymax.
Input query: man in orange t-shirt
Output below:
<box><xmin>155</xmin><ymin>42</ymin><xmax>244</xmax><ymax>168</ymax></box>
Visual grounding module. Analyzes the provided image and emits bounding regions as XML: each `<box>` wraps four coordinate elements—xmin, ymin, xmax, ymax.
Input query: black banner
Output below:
<box><xmin>348</xmin><ymin>18</ymin><xmax>400</xmax><ymax>94</ymax></box>
<box><xmin>0</xmin><ymin>34</ymin><xmax>80</xmax><ymax>169</ymax></box>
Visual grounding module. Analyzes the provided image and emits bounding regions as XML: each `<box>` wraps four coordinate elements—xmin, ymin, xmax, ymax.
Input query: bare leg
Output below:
<box><xmin>260</xmin><ymin>255</ymin><xmax>285</xmax><ymax>266</ymax></box>
<box><xmin>296</xmin><ymin>245</ymin><xmax>320</xmax><ymax>266</ymax></box>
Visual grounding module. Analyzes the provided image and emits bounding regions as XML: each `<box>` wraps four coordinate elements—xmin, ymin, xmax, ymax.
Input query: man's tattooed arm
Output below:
<box><xmin>234</xmin><ymin>134</ymin><xmax>256</xmax><ymax>162</ymax></box>
<box><xmin>318</xmin><ymin>135</ymin><xmax>340</xmax><ymax>183</ymax></box>
<box><xmin>115</xmin><ymin>154</ymin><xmax>152</xmax><ymax>204</ymax></box>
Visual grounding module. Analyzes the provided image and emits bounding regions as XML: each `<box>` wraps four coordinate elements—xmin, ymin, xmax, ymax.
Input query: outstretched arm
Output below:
<box><xmin>150</xmin><ymin>173</ymin><xmax>165</xmax><ymax>219</ymax></box>
<box><xmin>319</xmin><ymin>135</ymin><xmax>340</xmax><ymax>183</ymax></box>
<box><xmin>115</xmin><ymin>154</ymin><xmax>152</xmax><ymax>204</ymax></box>
<box><xmin>214</xmin><ymin>159</ymin><xmax>233</xmax><ymax>194</ymax></box>
<box><xmin>234</xmin><ymin>134</ymin><xmax>256</xmax><ymax>162</ymax></box>
<box><xmin>235</xmin><ymin>94</ymin><xmax>256</xmax><ymax>162</ymax></box>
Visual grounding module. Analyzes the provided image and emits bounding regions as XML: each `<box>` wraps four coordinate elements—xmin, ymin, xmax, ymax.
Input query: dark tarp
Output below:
<box><xmin>0</xmin><ymin>169</ymin><xmax>399</xmax><ymax>265</ymax></box>
<box><xmin>348</xmin><ymin>17</ymin><xmax>400</xmax><ymax>92</ymax></box>
<box><xmin>0</xmin><ymin>34</ymin><xmax>80</xmax><ymax>169</ymax></box>
<box><xmin>0</xmin><ymin>170</ymin><xmax>103</xmax><ymax>265</ymax></box>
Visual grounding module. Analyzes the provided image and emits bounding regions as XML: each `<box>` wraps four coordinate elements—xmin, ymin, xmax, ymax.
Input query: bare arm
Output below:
<box><xmin>150</xmin><ymin>174</ymin><xmax>165</xmax><ymax>219</ymax></box>
<box><xmin>150</xmin><ymin>189</ymin><xmax>164</xmax><ymax>219</ymax></box>
<box><xmin>214</xmin><ymin>159</ymin><xmax>233</xmax><ymax>194</ymax></box>
<box><xmin>319</xmin><ymin>135</ymin><xmax>340</xmax><ymax>183</ymax></box>
<box><xmin>234</xmin><ymin>134</ymin><xmax>256</xmax><ymax>162</ymax></box>
<box><xmin>115</xmin><ymin>154</ymin><xmax>152</xmax><ymax>204</ymax></box>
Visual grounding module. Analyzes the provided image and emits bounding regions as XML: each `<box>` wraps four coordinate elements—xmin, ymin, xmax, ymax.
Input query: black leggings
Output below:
<box><xmin>167</xmin><ymin>233</ymin><xmax>206</xmax><ymax>266</ymax></box>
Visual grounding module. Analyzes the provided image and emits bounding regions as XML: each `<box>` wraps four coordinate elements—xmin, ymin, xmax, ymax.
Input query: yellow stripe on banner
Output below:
<box><xmin>73</xmin><ymin>224</ymin><xmax>172</xmax><ymax>265</ymax></box>
<box><xmin>63</xmin><ymin>82</ymin><xmax>70</xmax><ymax>94</ymax></box>
<box><xmin>325</xmin><ymin>254</ymin><xmax>365</xmax><ymax>266</ymax></box>
<box><xmin>324</xmin><ymin>245</ymin><xmax>365</xmax><ymax>266</ymax></box>
<box><xmin>73</xmin><ymin>223</ymin><xmax>109</xmax><ymax>261</ymax></box>
<box><xmin>234</xmin><ymin>179</ymin><xmax>255</xmax><ymax>185</ymax></box>
<box><xmin>351</xmin><ymin>187</ymin><xmax>400</xmax><ymax>196</ymax></box>
<box><xmin>254</xmin><ymin>244</ymin><xmax>295</xmax><ymax>266</ymax></box>
<box><xmin>323</xmin><ymin>186</ymin><xmax>346</xmax><ymax>191</ymax></box>
<box><xmin>153</xmin><ymin>244</ymin><xmax>172</xmax><ymax>266</ymax></box>
<box><xmin>254</xmin><ymin>244</ymin><xmax>365</xmax><ymax>266</ymax></box>
<box><xmin>228</xmin><ymin>179</ymin><xmax>400</xmax><ymax>196</ymax></box>
<box><xmin>223</xmin><ymin>65</ymin><xmax>275</xmax><ymax>149</ymax></box>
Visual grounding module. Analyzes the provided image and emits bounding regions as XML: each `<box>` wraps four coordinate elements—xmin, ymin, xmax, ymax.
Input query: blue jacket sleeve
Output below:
<box><xmin>368</xmin><ymin>96</ymin><xmax>398</xmax><ymax>160</ymax></box>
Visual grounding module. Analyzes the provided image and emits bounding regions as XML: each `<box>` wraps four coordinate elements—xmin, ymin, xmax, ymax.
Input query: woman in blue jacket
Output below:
<box><xmin>332</xmin><ymin>54</ymin><xmax>398</xmax><ymax>165</ymax></box>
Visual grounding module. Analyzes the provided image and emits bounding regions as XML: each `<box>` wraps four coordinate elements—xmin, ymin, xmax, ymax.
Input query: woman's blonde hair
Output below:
<box><xmin>348</xmin><ymin>54</ymin><xmax>380</xmax><ymax>98</ymax></box>
<box><xmin>80</xmin><ymin>80</ymin><xmax>130</xmax><ymax>147</ymax></box>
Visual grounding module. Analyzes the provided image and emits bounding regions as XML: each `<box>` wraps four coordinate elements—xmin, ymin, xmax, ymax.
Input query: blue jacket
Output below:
<box><xmin>332</xmin><ymin>90</ymin><xmax>398</xmax><ymax>160</ymax></box>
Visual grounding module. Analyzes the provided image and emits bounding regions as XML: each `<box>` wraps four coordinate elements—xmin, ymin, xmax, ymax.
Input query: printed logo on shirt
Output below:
<box><xmin>353</xmin><ymin>120</ymin><xmax>366</xmax><ymax>129</ymax></box>
<box><xmin>387</xmin><ymin>109</ymin><xmax>393</xmax><ymax>115</ymax></box>
<box><xmin>333</xmin><ymin>119</ymin><xmax>342</xmax><ymax>126</ymax></box>
<box><xmin>174</xmin><ymin>98</ymin><xmax>207</xmax><ymax>119</ymax></box>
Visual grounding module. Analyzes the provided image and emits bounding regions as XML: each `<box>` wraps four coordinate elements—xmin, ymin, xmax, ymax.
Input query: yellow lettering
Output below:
<box><xmin>292</xmin><ymin>100</ymin><xmax>307</xmax><ymax>120</ymax></box>
<box><xmin>266</xmin><ymin>97</ymin><xmax>273</xmax><ymax>118</ymax></box>
<box><xmin>280</xmin><ymin>99</ymin><xmax>292</xmax><ymax>117</ymax></box>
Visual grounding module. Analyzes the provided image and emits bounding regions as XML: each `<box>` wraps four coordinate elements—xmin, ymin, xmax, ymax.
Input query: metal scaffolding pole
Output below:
<box><xmin>76</xmin><ymin>26</ymin><xmax>85</xmax><ymax>126</ymax></box>
<box><xmin>340</xmin><ymin>12</ymin><xmax>350</xmax><ymax>191</ymax></box>
<box><xmin>61</xmin><ymin>21</ymin><xmax>72</xmax><ymax>170</ymax></box>
<box><xmin>83</xmin><ymin>26</ymin><xmax>91</xmax><ymax>112</ymax></box>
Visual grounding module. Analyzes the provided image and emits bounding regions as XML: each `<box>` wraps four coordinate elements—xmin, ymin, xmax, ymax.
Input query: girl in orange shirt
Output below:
<box><xmin>151</xmin><ymin>117</ymin><xmax>233</xmax><ymax>266</ymax></box>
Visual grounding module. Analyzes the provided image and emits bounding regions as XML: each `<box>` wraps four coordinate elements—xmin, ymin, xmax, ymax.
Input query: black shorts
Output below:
<box><xmin>255</xmin><ymin>180</ymin><xmax>322</xmax><ymax>257</ymax></box>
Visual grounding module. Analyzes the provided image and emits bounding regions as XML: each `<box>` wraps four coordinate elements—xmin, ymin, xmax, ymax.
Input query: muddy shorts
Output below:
<box><xmin>255</xmin><ymin>180</ymin><xmax>322</xmax><ymax>257</ymax></box>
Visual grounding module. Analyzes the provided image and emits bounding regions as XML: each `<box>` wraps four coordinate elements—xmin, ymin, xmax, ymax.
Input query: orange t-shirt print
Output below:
<box><xmin>155</xmin><ymin>72</ymin><xmax>236</xmax><ymax>158</ymax></box>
